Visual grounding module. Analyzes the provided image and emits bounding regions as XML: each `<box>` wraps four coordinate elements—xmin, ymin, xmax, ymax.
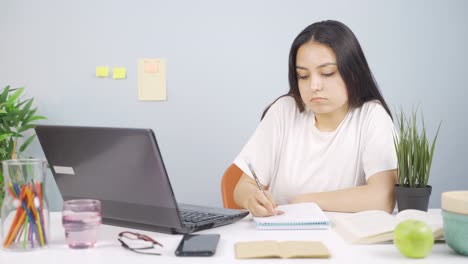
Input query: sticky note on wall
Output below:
<box><xmin>144</xmin><ymin>60</ymin><xmax>159</xmax><ymax>73</ymax></box>
<box><xmin>96</xmin><ymin>66</ymin><xmax>109</xmax><ymax>77</ymax></box>
<box><xmin>113</xmin><ymin>67</ymin><xmax>127</xmax><ymax>79</ymax></box>
<box><xmin>138</xmin><ymin>58</ymin><xmax>166</xmax><ymax>101</ymax></box>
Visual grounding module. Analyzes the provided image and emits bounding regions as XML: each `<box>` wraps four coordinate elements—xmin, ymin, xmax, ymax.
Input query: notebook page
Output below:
<box><xmin>253</xmin><ymin>203</ymin><xmax>329</xmax><ymax>229</ymax></box>
<box><xmin>333</xmin><ymin>210</ymin><xmax>397</xmax><ymax>239</ymax></box>
<box><xmin>395</xmin><ymin>209</ymin><xmax>443</xmax><ymax>233</ymax></box>
<box><xmin>235</xmin><ymin>241</ymin><xmax>280</xmax><ymax>259</ymax></box>
<box><xmin>279</xmin><ymin>241</ymin><xmax>331</xmax><ymax>258</ymax></box>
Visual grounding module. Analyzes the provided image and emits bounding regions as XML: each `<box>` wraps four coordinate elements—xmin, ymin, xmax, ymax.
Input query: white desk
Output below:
<box><xmin>0</xmin><ymin>210</ymin><xmax>465</xmax><ymax>264</ymax></box>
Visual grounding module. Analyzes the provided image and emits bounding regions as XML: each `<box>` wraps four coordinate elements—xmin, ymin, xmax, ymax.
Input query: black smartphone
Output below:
<box><xmin>175</xmin><ymin>234</ymin><xmax>220</xmax><ymax>257</ymax></box>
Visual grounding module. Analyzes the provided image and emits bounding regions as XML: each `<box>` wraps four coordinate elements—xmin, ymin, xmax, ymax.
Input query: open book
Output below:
<box><xmin>333</xmin><ymin>209</ymin><xmax>444</xmax><ymax>244</ymax></box>
<box><xmin>235</xmin><ymin>241</ymin><xmax>331</xmax><ymax>259</ymax></box>
<box><xmin>253</xmin><ymin>203</ymin><xmax>330</xmax><ymax>230</ymax></box>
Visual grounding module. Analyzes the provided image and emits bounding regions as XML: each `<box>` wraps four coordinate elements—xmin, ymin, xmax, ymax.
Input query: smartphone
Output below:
<box><xmin>175</xmin><ymin>234</ymin><xmax>220</xmax><ymax>257</ymax></box>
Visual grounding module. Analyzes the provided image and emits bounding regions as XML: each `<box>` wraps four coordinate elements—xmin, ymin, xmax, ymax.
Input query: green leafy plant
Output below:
<box><xmin>0</xmin><ymin>85</ymin><xmax>46</xmax><ymax>204</ymax></box>
<box><xmin>394</xmin><ymin>107</ymin><xmax>441</xmax><ymax>188</ymax></box>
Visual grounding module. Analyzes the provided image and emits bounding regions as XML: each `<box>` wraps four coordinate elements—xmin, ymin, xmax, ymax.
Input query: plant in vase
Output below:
<box><xmin>393</xmin><ymin>107</ymin><xmax>441</xmax><ymax>212</ymax></box>
<box><xmin>0</xmin><ymin>85</ymin><xmax>46</xmax><ymax>206</ymax></box>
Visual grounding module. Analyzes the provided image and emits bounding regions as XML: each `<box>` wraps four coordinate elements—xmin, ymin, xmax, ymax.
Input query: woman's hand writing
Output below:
<box><xmin>246</xmin><ymin>189</ymin><xmax>283</xmax><ymax>217</ymax></box>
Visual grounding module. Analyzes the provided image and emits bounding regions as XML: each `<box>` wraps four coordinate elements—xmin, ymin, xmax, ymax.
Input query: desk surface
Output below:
<box><xmin>0</xmin><ymin>210</ymin><xmax>465</xmax><ymax>264</ymax></box>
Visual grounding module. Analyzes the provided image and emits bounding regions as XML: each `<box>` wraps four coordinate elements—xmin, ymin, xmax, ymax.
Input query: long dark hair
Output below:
<box><xmin>262</xmin><ymin>20</ymin><xmax>392</xmax><ymax>120</ymax></box>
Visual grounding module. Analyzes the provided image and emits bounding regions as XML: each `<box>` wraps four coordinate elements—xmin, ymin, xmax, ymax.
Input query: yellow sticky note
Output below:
<box><xmin>96</xmin><ymin>66</ymin><xmax>109</xmax><ymax>77</ymax></box>
<box><xmin>113</xmin><ymin>67</ymin><xmax>127</xmax><ymax>79</ymax></box>
<box><xmin>138</xmin><ymin>58</ymin><xmax>167</xmax><ymax>101</ymax></box>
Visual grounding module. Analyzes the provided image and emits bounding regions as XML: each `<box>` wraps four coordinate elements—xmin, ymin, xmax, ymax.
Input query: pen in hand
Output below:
<box><xmin>247</xmin><ymin>163</ymin><xmax>265</xmax><ymax>193</ymax></box>
<box><xmin>247</xmin><ymin>163</ymin><xmax>281</xmax><ymax>216</ymax></box>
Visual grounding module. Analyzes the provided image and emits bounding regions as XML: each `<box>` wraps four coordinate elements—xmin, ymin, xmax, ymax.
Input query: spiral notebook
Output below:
<box><xmin>253</xmin><ymin>203</ymin><xmax>330</xmax><ymax>230</ymax></box>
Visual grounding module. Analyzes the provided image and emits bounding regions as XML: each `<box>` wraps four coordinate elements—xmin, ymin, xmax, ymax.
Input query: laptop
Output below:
<box><xmin>35</xmin><ymin>125</ymin><xmax>249</xmax><ymax>234</ymax></box>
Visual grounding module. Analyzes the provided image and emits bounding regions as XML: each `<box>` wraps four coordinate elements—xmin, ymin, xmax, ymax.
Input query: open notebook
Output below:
<box><xmin>253</xmin><ymin>203</ymin><xmax>330</xmax><ymax>230</ymax></box>
<box><xmin>333</xmin><ymin>209</ymin><xmax>444</xmax><ymax>244</ymax></box>
<box><xmin>235</xmin><ymin>241</ymin><xmax>331</xmax><ymax>259</ymax></box>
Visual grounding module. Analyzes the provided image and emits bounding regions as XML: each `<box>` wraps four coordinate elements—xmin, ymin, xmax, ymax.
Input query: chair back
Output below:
<box><xmin>221</xmin><ymin>164</ymin><xmax>243</xmax><ymax>209</ymax></box>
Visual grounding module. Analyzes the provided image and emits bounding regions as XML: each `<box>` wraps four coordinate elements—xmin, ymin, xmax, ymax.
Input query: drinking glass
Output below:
<box><xmin>62</xmin><ymin>199</ymin><xmax>101</xmax><ymax>249</ymax></box>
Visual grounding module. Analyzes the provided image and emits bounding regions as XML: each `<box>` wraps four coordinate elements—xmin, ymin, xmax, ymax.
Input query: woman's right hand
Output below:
<box><xmin>233</xmin><ymin>173</ymin><xmax>284</xmax><ymax>217</ymax></box>
<box><xmin>246</xmin><ymin>189</ymin><xmax>283</xmax><ymax>217</ymax></box>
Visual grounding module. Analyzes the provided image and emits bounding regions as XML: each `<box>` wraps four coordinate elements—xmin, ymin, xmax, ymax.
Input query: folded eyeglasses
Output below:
<box><xmin>118</xmin><ymin>231</ymin><xmax>163</xmax><ymax>255</ymax></box>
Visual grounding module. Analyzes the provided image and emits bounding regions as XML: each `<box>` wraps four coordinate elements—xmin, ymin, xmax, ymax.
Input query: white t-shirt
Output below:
<box><xmin>234</xmin><ymin>96</ymin><xmax>397</xmax><ymax>205</ymax></box>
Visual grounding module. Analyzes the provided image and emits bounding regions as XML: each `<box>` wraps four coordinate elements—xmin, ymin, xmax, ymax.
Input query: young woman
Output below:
<box><xmin>233</xmin><ymin>20</ymin><xmax>397</xmax><ymax>217</ymax></box>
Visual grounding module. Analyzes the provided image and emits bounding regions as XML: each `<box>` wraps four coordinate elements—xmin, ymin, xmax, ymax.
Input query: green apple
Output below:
<box><xmin>394</xmin><ymin>219</ymin><xmax>434</xmax><ymax>258</ymax></box>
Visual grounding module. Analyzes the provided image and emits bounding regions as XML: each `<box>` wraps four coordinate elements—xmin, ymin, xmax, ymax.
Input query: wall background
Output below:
<box><xmin>1</xmin><ymin>0</ymin><xmax>467</xmax><ymax>211</ymax></box>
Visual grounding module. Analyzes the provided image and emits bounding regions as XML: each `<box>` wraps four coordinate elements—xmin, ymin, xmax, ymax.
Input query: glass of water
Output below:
<box><xmin>62</xmin><ymin>199</ymin><xmax>102</xmax><ymax>249</ymax></box>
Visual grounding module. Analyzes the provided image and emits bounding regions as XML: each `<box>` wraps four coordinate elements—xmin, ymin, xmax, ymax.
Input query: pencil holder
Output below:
<box><xmin>1</xmin><ymin>159</ymin><xmax>49</xmax><ymax>250</ymax></box>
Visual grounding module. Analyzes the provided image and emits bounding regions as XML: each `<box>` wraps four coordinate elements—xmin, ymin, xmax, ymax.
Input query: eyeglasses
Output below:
<box><xmin>118</xmin><ymin>231</ymin><xmax>163</xmax><ymax>255</ymax></box>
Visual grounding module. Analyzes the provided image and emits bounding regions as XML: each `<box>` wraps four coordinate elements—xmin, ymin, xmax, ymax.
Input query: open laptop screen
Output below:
<box><xmin>36</xmin><ymin>125</ymin><xmax>182</xmax><ymax>229</ymax></box>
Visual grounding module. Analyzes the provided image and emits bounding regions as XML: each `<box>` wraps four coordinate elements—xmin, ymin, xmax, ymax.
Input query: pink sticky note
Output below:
<box><xmin>144</xmin><ymin>60</ymin><xmax>159</xmax><ymax>73</ymax></box>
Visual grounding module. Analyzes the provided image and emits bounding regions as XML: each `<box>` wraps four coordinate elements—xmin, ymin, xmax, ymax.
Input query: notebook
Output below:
<box><xmin>253</xmin><ymin>203</ymin><xmax>330</xmax><ymax>230</ymax></box>
<box><xmin>235</xmin><ymin>240</ymin><xmax>331</xmax><ymax>259</ymax></box>
<box><xmin>333</xmin><ymin>209</ymin><xmax>444</xmax><ymax>244</ymax></box>
<box><xmin>35</xmin><ymin>125</ymin><xmax>249</xmax><ymax>234</ymax></box>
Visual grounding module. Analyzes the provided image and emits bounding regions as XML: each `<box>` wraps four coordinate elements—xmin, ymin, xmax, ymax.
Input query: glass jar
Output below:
<box><xmin>1</xmin><ymin>159</ymin><xmax>49</xmax><ymax>250</ymax></box>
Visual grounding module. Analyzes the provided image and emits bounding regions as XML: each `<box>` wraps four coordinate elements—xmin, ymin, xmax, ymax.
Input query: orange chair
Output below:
<box><xmin>221</xmin><ymin>164</ymin><xmax>244</xmax><ymax>209</ymax></box>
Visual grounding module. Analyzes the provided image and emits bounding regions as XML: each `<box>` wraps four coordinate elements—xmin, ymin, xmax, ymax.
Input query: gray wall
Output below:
<box><xmin>1</xmin><ymin>0</ymin><xmax>467</xmax><ymax>211</ymax></box>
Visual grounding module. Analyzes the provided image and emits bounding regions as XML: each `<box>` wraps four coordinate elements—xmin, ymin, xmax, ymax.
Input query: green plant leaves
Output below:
<box><xmin>394</xmin><ymin>107</ymin><xmax>441</xmax><ymax>188</ymax></box>
<box><xmin>0</xmin><ymin>85</ymin><xmax>47</xmax><ymax>204</ymax></box>
<box><xmin>19</xmin><ymin>134</ymin><xmax>36</xmax><ymax>153</ymax></box>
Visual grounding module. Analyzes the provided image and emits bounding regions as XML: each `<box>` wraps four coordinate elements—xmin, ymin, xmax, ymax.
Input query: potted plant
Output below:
<box><xmin>393</xmin><ymin>107</ymin><xmax>441</xmax><ymax>212</ymax></box>
<box><xmin>0</xmin><ymin>85</ymin><xmax>46</xmax><ymax>206</ymax></box>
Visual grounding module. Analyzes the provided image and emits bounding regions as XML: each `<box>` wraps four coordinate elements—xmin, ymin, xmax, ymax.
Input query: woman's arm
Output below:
<box><xmin>233</xmin><ymin>173</ymin><xmax>283</xmax><ymax>216</ymax></box>
<box><xmin>290</xmin><ymin>169</ymin><xmax>397</xmax><ymax>213</ymax></box>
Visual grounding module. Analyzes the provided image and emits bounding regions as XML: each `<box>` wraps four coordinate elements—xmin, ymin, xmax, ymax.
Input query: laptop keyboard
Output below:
<box><xmin>180</xmin><ymin>210</ymin><xmax>226</xmax><ymax>224</ymax></box>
